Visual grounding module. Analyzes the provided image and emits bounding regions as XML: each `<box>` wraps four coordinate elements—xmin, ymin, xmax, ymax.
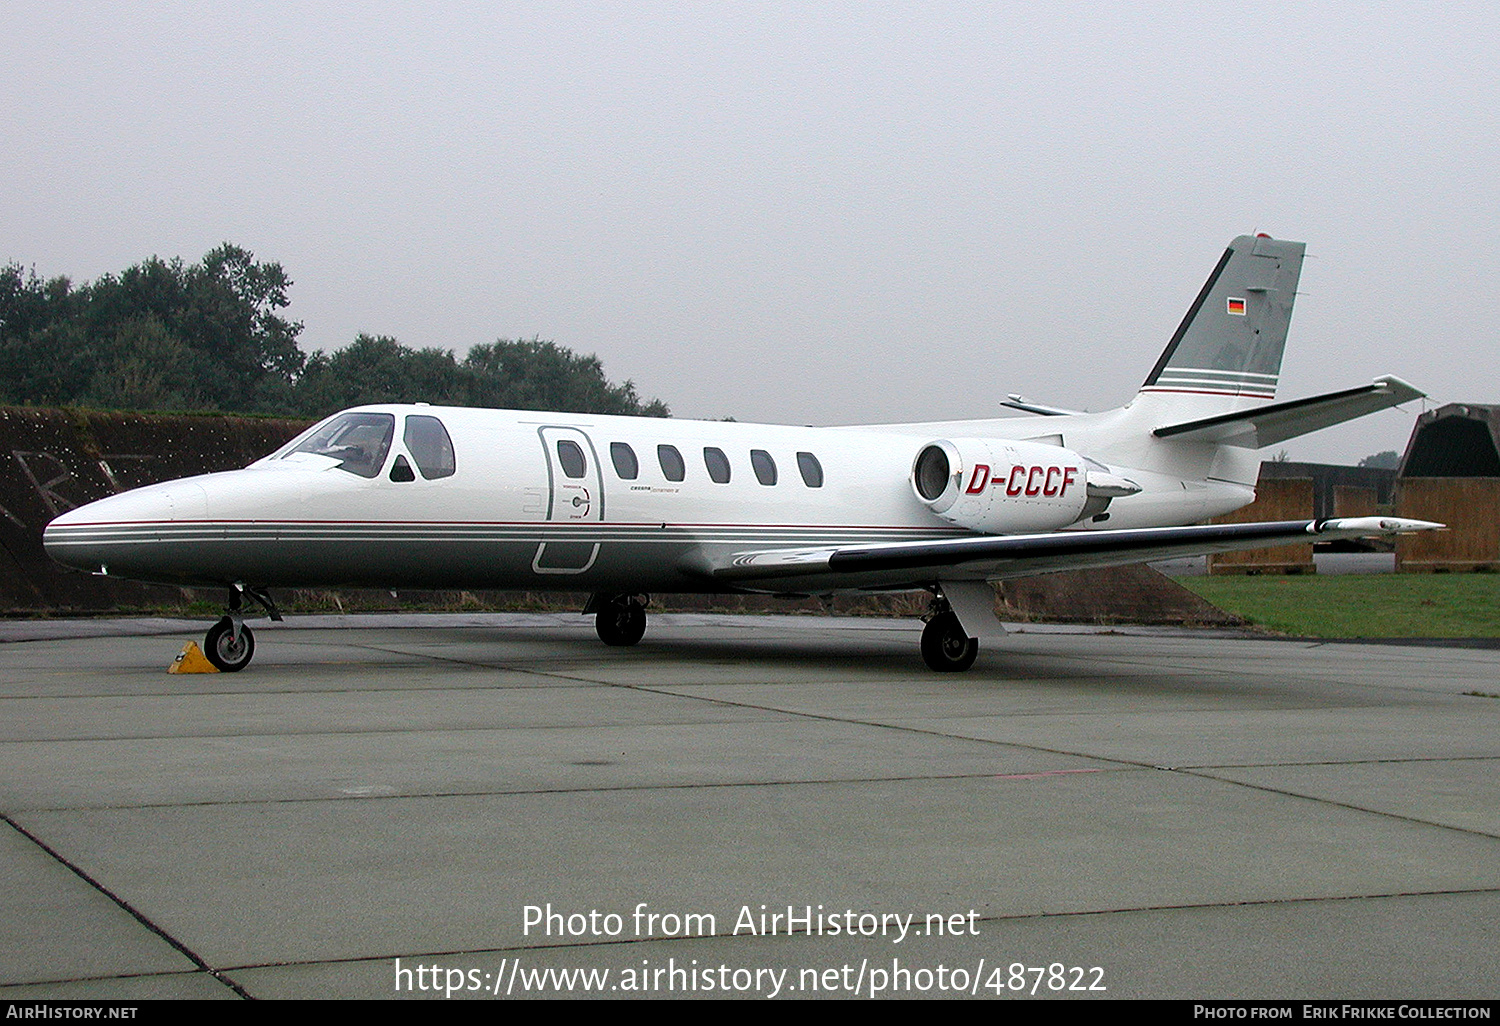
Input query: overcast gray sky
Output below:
<box><xmin>4</xmin><ymin>1</ymin><xmax>1496</xmax><ymax>462</ymax></box>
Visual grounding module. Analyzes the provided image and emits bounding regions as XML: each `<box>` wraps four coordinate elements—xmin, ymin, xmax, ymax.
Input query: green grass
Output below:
<box><xmin>1176</xmin><ymin>572</ymin><xmax>1500</xmax><ymax>638</ymax></box>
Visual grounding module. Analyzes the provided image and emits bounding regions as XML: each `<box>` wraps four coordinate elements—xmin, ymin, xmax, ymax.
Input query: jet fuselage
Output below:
<box><xmin>41</xmin><ymin>400</ymin><xmax>1253</xmax><ymax>597</ymax></box>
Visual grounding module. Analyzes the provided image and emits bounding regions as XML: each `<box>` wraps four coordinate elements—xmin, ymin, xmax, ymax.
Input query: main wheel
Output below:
<box><xmin>595</xmin><ymin>598</ymin><xmax>647</xmax><ymax>646</ymax></box>
<box><xmin>920</xmin><ymin>611</ymin><xmax>978</xmax><ymax>672</ymax></box>
<box><xmin>204</xmin><ymin>617</ymin><xmax>255</xmax><ymax>672</ymax></box>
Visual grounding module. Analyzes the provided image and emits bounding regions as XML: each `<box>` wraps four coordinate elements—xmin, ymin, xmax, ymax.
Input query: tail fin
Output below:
<box><xmin>1140</xmin><ymin>234</ymin><xmax>1305</xmax><ymax>402</ymax></box>
<box><xmin>1133</xmin><ymin>235</ymin><xmax>1419</xmax><ymax>459</ymax></box>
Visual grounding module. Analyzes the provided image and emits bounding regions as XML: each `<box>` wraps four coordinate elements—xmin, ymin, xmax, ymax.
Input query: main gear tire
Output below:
<box><xmin>595</xmin><ymin>598</ymin><xmax>647</xmax><ymax>647</ymax></box>
<box><xmin>920</xmin><ymin>611</ymin><xmax>978</xmax><ymax>672</ymax></box>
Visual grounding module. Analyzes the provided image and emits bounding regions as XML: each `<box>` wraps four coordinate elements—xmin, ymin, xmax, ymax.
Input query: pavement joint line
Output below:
<box><xmin>1178</xmin><ymin>754</ymin><xmax>1500</xmax><ymax>770</ymax></box>
<box><xmin>0</xmin><ymin>813</ymin><xmax>251</xmax><ymax>1000</ymax></box>
<box><xmin>330</xmin><ymin>641</ymin><xmax>587</xmax><ymax>673</ymax></box>
<box><xmin>559</xmin><ymin>679</ymin><xmax>1184</xmax><ymax>773</ymax></box>
<box><xmin>984</xmin><ymin>645</ymin><xmax>1500</xmax><ymax>684</ymax></box>
<box><xmin>5</xmin><ymin>721</ymin><xmax>1492</xmax><ymax>767</ymax></box>
<box><xmin>1013</xmin><ymin>657</ymin><xmax>1483</xmax><ymax>702</ymax></box>
<box><xmin>0</xmin><ymin>713</ymin><xmax>795</xmax><ymax>744</ymax></box>
<box><xmin>316</xmin><ymin>640</ymin><xmax>863</xmax><ymax>683</ymax></box>
<box><xmin>4</xmin><ymin>768</ymin><xmax>1147</xmax><ymax>815</ymax></box>
<box><xmin>0</xmin><ymin>681</ymin><xmax>619</xmax><ymax>701</ymax></box>
<box><xmin>0</xmin><ymin>968</ymin><xmax>209</xmax><ymax>989</ymax></box>
<box><xmin>630</xmin><ymin>687</ymin><xmax>1429</xmax><ymax>714</ymax></box>
<box><xmin>1173</xmin><ymin>768</ymin><xmax>1500</xmax><ymax>842</ymax></box>
<box><xmin>602</xmin><ymin>676</ymin><xmax>1500</xmax><ymax>780</ymax></box>
<box><xmin>517</xmin><ymin>670</ymin><xmax>924</xmax><ymax>686</ymax></box>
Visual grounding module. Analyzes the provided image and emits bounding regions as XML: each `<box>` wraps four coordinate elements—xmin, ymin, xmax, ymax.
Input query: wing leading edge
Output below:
<box><xmin>709</xmin><ymin>517</ymin><xmax>1442</xmax><ymax>587</ymax></box>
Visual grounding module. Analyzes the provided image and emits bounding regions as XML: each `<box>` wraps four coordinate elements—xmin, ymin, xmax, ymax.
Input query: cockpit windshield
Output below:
<box><xmin>284</xmin><ymin>412</ymin><xmax>395</xmax><ymax>478</ymax></box>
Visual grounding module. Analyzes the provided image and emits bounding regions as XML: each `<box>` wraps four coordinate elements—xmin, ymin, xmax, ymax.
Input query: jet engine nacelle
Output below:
<box><xmin>911</xmin><ymin>438</ymin><xmax>1089</xmax><ymax>534</ymax></box>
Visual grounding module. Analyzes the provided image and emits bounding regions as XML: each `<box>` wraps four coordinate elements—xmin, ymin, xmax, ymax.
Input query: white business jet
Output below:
<box><xmin>43</xmin><ymin>235</ymin><xmax>1438</xmax><ymax>672</ymax></box>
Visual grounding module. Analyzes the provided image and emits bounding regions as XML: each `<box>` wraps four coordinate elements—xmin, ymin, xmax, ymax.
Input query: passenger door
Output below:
<box><xmin>534</xmin><ymin>426</ymin><xmax>603</xmax><ymax>574</ymax></box>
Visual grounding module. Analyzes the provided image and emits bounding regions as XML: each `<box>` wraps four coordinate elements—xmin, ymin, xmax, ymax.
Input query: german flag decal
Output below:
<box><xmin>1226</xmin><ymin>297</ymin><xmax>1246</xmax><ymax>315</ymax></box>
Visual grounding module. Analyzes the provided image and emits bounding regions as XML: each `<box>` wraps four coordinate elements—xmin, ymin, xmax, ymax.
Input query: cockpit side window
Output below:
<box><xmin>404</xmin><ymin>415</ymin><xmax>456</xmax><ymax>479</ymax></box>
<box><xmin>288</xmin><ymin>412</ymin><xmax>395</xmax><ymax>478</ymax></box>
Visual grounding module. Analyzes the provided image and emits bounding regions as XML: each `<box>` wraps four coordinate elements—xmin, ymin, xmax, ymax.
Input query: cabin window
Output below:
<box><xmin>797</xmin><ymin>451</ymin><xmax>824</xmax><ymax>488</ymax></box>
<box><xmin>750</xmin><ymin>449</ymin><xmax>777</xmax><ymax>486</ymax></box>
<box><xmin>703</xmin><ymin>447</ymin><xmax>731</xmax><ymax>484</ymax></box>
<box><xmin>404</xmin><ymin>415</ymin><xmax>456</xmax><ymax>479</ymax></box>
<box><xmin>288</xmin><ymin>412</ymin><xmax>395</xmax><ymax>479</ymax></box>
<box><xmin>556</xmin><ymin>439</ymin><xmax>587</xmax><ymax>479</ymax></box>
<box><xmin>657</xmin><ymin>444</ymin><xmax>685</xmax><ymax>482</ymax></box>
<box><xmin>610</xmin><ymin>442</ymin><xmax>639</xmax><ymax>480</ymax></box>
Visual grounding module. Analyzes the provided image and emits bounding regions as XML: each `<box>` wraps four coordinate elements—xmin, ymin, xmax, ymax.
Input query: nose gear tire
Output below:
<box><xmin>205</xmin><ymin>617</ymin><xmax>255</xmax><ymax>672</ymax></box>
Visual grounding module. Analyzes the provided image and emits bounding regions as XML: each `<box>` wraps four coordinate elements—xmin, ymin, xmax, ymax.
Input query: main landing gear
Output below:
<box><xmin>920</xmin><ymin>597</ymin><xmax>979</xmax><ymax>673</ymax></box>
<box><xmin>588</xmin><ymin>593</ymin><xmax>648</xmax><ymax>647</ymax></box>
<box><xmin>203</xmin><ymin>585</ymin><xmax>280</xmax><ymax>672</ymax></box>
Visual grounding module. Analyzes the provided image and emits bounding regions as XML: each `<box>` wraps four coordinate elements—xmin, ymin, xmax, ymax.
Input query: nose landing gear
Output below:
<box><xmin>205</xmin><ymin>616</ymin><xmax>255</xmax><ymax>672</ymax></box>
<box><xmin>202</xmin><ymin>586</ymin><xmax>280</xmax><ymax>672</ymax></box>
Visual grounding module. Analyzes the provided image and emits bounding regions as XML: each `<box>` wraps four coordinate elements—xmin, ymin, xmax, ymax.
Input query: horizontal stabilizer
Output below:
<box><xmin>1001</xmin><ymin>395</ymin><xmax>1084</xmax><ymax>417</ymax></box>
<box><xmin>1152</xmin><ymin>376</ymin><xmax>1424</xmax><ymax>448</ymax></box>
<box><xmin>710</xmin><ymin>517</ymin><xmax>1441</xmax><ymax>584</ymax></box>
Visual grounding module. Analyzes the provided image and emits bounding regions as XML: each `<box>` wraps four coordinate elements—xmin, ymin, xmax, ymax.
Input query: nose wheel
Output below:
<box><xmin>200</xmin><ymin>585</ymin><xmax>279</xmax><ymax>672</ymax></box>
<box><xmin>593</xmin><ymin>594</ymin><xmax>648</xmax><ymax>647</ymax></box>
<box><xmin>205</xmin><ymin>616</ymin><xmax>255</xmax><ymax>672</ymax></box>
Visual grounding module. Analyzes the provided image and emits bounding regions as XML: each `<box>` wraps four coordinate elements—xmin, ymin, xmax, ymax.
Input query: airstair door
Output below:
<box><xmin>533</xmin><ymin>426</ymin><xmax>603</xmax><ymax>574</ymax></box>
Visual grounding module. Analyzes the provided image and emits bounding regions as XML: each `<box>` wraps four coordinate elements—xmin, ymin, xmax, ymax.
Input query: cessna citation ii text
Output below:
<box><xmin>44</xmin><ymin>235</ymin><xmax>1439</xmax><ymax>672</ymax></box>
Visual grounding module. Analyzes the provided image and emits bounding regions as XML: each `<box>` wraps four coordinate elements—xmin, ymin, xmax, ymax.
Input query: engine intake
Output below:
<box><xmin>911</xmin><ymin>438</ymin><xmax>1090</xmax><ymax>534</ymax></box>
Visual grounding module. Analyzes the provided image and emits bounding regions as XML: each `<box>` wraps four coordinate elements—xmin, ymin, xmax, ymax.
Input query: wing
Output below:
<box><xmin>708</xmin><ymin>517</ymin><xmax>1442</xmax><ymax>587</ymax></box>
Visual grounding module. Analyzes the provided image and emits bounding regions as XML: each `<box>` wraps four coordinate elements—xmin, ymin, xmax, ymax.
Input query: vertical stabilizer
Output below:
<box><xmin>1140</xmin><ymin>235</ymin><xmax>1305</xmax><ymax>402</ymax></box>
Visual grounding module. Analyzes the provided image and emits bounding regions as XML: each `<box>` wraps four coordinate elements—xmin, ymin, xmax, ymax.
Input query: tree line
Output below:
<box><xmin>0</xmin><ymin>245</ymin><xmax>669</xmax><ymax>419</ymax></box>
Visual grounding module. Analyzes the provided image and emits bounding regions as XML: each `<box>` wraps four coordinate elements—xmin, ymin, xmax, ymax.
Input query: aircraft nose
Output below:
<box><xmin>43</xmin><ymin>481</ymin><xmax>210</xmax><ymax>575</ymax></box>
